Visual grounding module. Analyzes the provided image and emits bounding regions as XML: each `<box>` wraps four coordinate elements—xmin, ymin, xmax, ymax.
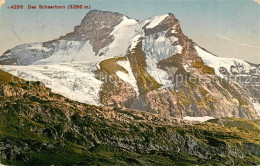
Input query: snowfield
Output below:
<box><xmin>34</xmin><ymin>40</ymin><xmax>96</xmax><ymax>65</ymax></box>
<box><xmin>252</xmin><ymin>102</ymin><xmax>260</xmax><ymax>116</ymax></box>
<box><xmin>183</xmin><ymin>116</ymin><xmax>215</xmax><ymax>122</ymax></box>
<box><xmin>195</xmin><ymin>46</ymin><xmax>255</xmax><ymax>78</ymax></box>
<box><xmin>98</xmin><ymin>16</ymin><xmax>138</xmax><ymax>58</ymax></box>
<box><xmin>116</xmin><ymin>59</ymin><xmax>139</xmax><ymax>96</ymax></box>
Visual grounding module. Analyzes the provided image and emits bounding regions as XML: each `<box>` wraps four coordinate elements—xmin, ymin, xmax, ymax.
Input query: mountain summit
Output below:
<box><xmin>0</xmin><ymin>10</ymin><xmax>259</xmax><ymax>119</ymax></box>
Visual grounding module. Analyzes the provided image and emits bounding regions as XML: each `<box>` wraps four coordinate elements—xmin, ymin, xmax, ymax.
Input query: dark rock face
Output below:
<box><xmin>244</xmin><ymin>142</ymin><xmax>260</xmax><ymax>157</ymax></box>
<box><xmin>58</xmin><ymin>10</ymin><xmax>124</xmax><ymax>54</ymax></box>
<box><xmin>99</xmin><ymin>79</ymin><xmax>137</xmax><ymax>108</ymax></box>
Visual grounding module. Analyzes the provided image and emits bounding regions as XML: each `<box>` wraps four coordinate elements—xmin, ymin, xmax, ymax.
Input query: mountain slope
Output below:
<box><xmin>0</xmin><ymin>10</ymin><xmax>259</xmax><ymax>119</ymax></box>
<box><xmin>0</xmin><ymin>69</ymin><xmax>260</xmax><ymax>165</ymax></box>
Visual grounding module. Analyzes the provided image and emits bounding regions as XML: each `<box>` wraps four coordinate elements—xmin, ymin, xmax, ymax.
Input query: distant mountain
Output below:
<box><xmin>0</xmin><ymin>69</ymin><xmax>260</xmax><ymax>165</ymax></box>
<box><xmin>0</xmin><ymin>10</ymin><xmax>259</xmax><ymax>119</ymax></box>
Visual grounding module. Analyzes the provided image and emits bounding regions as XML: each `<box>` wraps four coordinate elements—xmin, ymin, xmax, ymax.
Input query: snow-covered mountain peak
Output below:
<box><xmin>1</xmin><ymin>10</ymin><xmax>259</xmax><ymax>119</ymax></box>
<box><xmin>145</xmin><ymin>14</ymin><xmax>169</xmax><ymax>29</ymax></box>
<box><xmin>77</xmin><ymin>10</ymin><xmax>125</xmax><ymax>29</ymax></box>
<box><xmin>0</xmin><ymin>11</ymin><xmax>181</xmax><ymax>66</ymax></box>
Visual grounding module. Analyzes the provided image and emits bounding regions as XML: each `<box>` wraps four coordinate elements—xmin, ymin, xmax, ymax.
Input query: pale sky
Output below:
<box><xmin>0</xmin><ymin>0</ymin><xmax>259</xmax><ymax>63</ymax></box>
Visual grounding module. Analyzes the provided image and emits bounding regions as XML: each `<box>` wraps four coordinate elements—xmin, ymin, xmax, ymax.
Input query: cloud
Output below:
<box><xmin>0</xmin><ymin>0</ymin><xmax>5</xmax><ymax>8</ymax></box>
<box><xmin>255</xmin><ymin>0</ymin><xmax>260</xmax><ymax>5</ymax></box>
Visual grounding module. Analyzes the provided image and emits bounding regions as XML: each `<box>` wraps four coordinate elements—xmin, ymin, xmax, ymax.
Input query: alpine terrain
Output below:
<box><xmin>0</xmin><ymin>10</ymin><xmax>259</xmax><ymax>119</ymax></box>
<box><xmin>0</xmin><ymin>10</ymin><xmax>260</xmax><ymax>165</ymax></box>
<box><xmin>0</xmin><ymin>69</ymin><xmax>260</xmax><ymax>165</ymax></box>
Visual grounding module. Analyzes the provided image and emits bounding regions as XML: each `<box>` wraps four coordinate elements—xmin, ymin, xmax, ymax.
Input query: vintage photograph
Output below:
<box><xmin>0</xmin><ymin>0</ymin><xmax>259</xmax><ymax>165</ymax></box>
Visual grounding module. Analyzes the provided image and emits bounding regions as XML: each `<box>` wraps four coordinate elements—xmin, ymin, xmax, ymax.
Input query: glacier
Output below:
<box><xmin>2</xmin><ymin>64</ymin><xmax>103</xmax><ymax>105</ymax></box>
<box><xmin>143</xmin><ymin>31</ymin><xmax>182</xmax><ymax>87</ymax></box>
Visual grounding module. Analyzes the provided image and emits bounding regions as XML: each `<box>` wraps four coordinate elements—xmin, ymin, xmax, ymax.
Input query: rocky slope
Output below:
<box><xmin>0</xmin><ymin>69</ymin><xmax>260</xmax><ymax>165</ymax></box>
<box><xmin>0</xmin><ymin>10</ymin><xmax>259</xmax><ymax>119</ymax></box>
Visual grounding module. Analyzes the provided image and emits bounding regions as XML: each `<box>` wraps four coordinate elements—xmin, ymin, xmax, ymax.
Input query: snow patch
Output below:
<box><xmin>29</xmin><ymin>43</ymin><xmax>50</xmax><ymax>52</ymax></box>
<box><xmin>183</xmin><ymin>116</ymin><xmax>215</xmax><ymax>122</ymax></box>
<box><xmin>183</xmin><ymin>63</ymin><xmax>191</xmax><ymax>72</ymax></box>
<box><xmin>99</xmin><ymin>16</ymin><xmax>138</xmax><ymax>58</ymax></box>
<box><xmin>170</xmin><ymin>36</ymin><xmax>178</xmax><ymax>43</ymax></box>
<box><xmin>146</xmin><ymin>14</ymin><xmax>169</xmax><ymax>29</ymax></box>
<box><xmin>34</xmin><ymin>40</ymin><xmax>96</xmax><ymax>65</ymax></box>
<box><xmin>145</xmin><ymin>55</ymin><xmax>172</xmax><ymax>87</ymax></box>
<box><xmin>252</xmin><ymin>102</ymin><xmax>260</xmax><ymax>116</ymax></box>
<box><xmin>171</xmin><ymin>30</ymin><xmax>176</xmax><ymax>34</ymax></box>
<box><xmin>116</xmin><ymin>59</ymin><xmax>139</xmax><ymax>96</ymax></box>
